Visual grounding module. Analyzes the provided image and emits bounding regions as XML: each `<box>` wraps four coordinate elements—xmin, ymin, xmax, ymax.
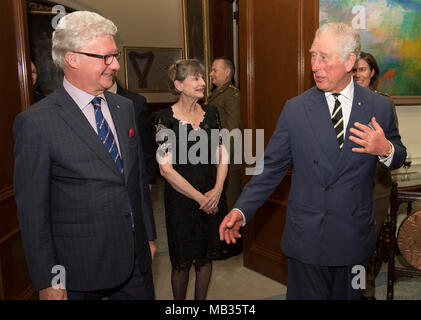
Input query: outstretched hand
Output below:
<box><xmin>349</xmin><ymin>117</ymin><xmax>391</xmax><ymax>157</ymax></box>
<box><xmin>219</xmin><ymin>209</ymin><xmax>244</xmax><ymax>244</ymax></box>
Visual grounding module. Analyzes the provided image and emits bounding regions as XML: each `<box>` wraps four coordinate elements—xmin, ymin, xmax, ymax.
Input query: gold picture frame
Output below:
<box><xmin>124</xmin><ymin>46</ymin><xmax>183</xmax><ymax>93</ymax></box>
<box><xmin>182</xmin><ymin>0</ymin><xmax>211</xmax><ymax>97</ymax></box>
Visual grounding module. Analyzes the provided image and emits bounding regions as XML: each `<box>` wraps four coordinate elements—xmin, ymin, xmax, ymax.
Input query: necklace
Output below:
<box><xmin>173</xmin><ymin>103</ymin><xmax>203</xmax><ymax>128</ymax></box>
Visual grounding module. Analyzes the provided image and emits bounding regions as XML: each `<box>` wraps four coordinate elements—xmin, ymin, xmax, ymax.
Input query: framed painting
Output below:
<box><xmin>124</xmin><ymin>47</ymin><xmax>183</xmax><ymax>93</ymax></box>
<box><xmin>182</xmin><ymin>0</ymin><xmax>211</xmax><ymax>97</ymax></box>
<box><xmin>320</xmin><ymin>0</ymin><xmax>421</xmax><ymax>105</ymax></box>
<box><xmin>27</xmin><ymin>2</ymin><xmax>73</xmax><ymax>95</ymax></box>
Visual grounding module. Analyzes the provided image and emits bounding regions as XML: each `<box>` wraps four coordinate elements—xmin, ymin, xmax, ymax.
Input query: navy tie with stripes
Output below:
<box><xmin>91</xmin><ymin>97</ymin><xmax>124</xmax><ymax>175</ymax></box>
<box><xmin>331</xmin><ymin>93</ymin><xmax>344</xmax><ymax>150</ymax></box>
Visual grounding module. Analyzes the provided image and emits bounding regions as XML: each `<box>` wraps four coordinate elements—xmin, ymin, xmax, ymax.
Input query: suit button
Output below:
<box><xmin>325</xmin><ymin>186</ymin><xmax>330</xmax><ymax>191</ymax></box>
<box><xmin>314</xmin><ymin>160</ymin><xmax>319</xmax><ymax>165</ymax></box>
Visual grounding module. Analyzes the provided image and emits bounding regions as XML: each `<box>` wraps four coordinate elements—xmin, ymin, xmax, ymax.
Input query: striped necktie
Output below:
<box><xmin>331</xmin><ymin>93</ymin><xmax>344</xmax><ymax>150</ymax></box>
<box><xmin>91</xmin><ymin>97</ymin><xmax>124</xmax><ymax>175</ymax></box>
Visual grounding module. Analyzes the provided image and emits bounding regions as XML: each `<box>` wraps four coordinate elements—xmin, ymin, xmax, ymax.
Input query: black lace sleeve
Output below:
<box><xmin>151</xmin><ymin>110</ymin><xmax>173</xmax><ymax>160</ymax></box>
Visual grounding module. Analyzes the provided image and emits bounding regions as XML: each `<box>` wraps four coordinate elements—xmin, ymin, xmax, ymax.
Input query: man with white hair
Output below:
<box><xmin>219</xmin><ymin>23</ymin><xmax>406</xmax><ymax>299</ymax></box>
<box><xmin>14</xmin><ymin>11</ymin><xmax>156</xmax><ymax>300</ymax></box>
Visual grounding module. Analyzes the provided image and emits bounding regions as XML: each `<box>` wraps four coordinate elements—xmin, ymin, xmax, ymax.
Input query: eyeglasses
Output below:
<box><xmin>73</xmin><ymin>51</ymin><xmax>121</xmax><ymax>65</ymax></box>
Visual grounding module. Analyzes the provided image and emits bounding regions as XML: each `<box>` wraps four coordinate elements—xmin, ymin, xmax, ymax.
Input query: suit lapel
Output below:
<box><xmin>328</xmin><ymin>84</ymin><xmax>373</xmax><ymax>184</ymax></box>
<box><xmin>304</xmin><ymin>88</ymin><xmax>341</xmax><ymax>167</ymax></box>
<box><xmin>54</xmin><ymin>86</ymin><xmax>124</xmax><ymax>179</ymax></box>
<box><xmin>105</xmin><ymin>92</ymin><xmax>131</xmax><ymax>184</ymax></box>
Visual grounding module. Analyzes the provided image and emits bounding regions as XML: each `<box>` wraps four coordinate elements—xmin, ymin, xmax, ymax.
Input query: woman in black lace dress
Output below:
<box><xmin>152</xmin><ymin>59</ymin><xmax>235</xmax><ymax>300</ymax></box>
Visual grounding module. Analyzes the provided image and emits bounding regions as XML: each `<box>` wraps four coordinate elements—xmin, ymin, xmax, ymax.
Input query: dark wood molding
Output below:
<box><xmin>391</xmin><ymin>96</ymin><xmax>421</xmax><ymax>106</ymax></box>
<box><xmin>0</xmin><ymin>186</ymin><xmax>14</xmax><ymax>203</ymax></box>
<box><xmin>14</xmin><ymin>0</ymin><xmax>32</xmax><ymax>110</ymax></box>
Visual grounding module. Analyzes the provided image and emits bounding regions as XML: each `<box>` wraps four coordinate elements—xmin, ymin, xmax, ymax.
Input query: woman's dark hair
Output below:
<box><xmin>358</xmin><ymin>51</ymin><xmax>380</xmax><ymax>89</ymax></box>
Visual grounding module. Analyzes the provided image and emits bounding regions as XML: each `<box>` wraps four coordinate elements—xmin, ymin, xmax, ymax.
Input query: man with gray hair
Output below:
<box><xmin>219</xmin><ymin>22</ymin><xmax>406</xmax><ymax>299</ymax></box>
<box><xmin>14</xmin><ymin>11</ymin><xmax>156</xmax><ymax>300</ymax></box>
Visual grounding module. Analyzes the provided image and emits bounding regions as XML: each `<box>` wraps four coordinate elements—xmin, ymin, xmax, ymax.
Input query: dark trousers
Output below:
<box><xmin>67</xmin><ymin>255</ymin><xmax>155</xmax><ymax>300</ymax></box>
<box><xmin>286</xmin><ymin>257</ymin><xmax>367</xmax><ymax>300</ymax></box>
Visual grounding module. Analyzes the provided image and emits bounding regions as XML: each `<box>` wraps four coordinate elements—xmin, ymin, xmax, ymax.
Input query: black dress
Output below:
<box><xmin>152</xmin><ymin>105</ymin><xmax>239</xmax><ymax>270</ymax></box>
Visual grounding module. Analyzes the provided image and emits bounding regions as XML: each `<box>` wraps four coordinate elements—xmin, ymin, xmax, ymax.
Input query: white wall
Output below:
<box><xmin>395</xmin><ymin>105</ymin><xmax>421</xmax><ymax>170</ymax></box>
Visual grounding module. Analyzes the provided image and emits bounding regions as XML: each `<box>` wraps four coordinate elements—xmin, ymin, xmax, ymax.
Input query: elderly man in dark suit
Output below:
<box><xmin>13</xmin><ymin>11</ymin><xmax>156</xmax><ymax>300</ymax></box>
<box><xmin>219</xmin><ymin>22</ymin><xmax>406</xmax><ymax>300</ymax></box>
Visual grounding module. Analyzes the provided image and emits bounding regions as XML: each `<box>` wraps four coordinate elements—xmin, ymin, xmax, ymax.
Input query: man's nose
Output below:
<box><xmin>311</xmin><ymin>59</ymin><xmax>319</xmax><ymax>72</ymax></box>
<box><xmin>110</xmin><ymin>57</ymin><xmax>120</xmax><ymax>71</ymax></box>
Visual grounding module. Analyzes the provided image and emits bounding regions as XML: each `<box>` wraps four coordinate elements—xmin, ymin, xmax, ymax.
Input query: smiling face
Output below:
<box><xmin>65</xmin><ymin>35</ymin><xmax>120</xmax><ymax>95</ymax></box>
<box><xmin>175</xmin><ymin>73</ymin><xmax>206</xmax><ymax>99</ymax></box>
<box><xmin>310</xmin><ymin>32</ymin><xmax>356</xmax><ymax>93</ymax></box>
<box><xmin>353</xmin><ymin>58</ymin><xmax>375</xmax><ymax>88</ymax></box>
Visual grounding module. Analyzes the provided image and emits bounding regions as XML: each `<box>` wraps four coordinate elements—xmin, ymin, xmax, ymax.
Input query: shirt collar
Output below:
<box><xmin>107</xmin><ymin>81</ymin><xmax>118</xmax><ymax>94</ymax></box>
<box><xmin>63</xmin><ymin>77</ymin><xmax>106</xmax><ymax>111</ymax></box>
<box><xmin>324</xmin><ymin>78</ymin><xmax>354</xmax><ymax>103</ymax></box>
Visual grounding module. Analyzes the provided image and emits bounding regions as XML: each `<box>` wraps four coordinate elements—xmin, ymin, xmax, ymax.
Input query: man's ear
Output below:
<box><xmin>64</xmin><ymin>51</ymin><xmax>79</xmax><ymax>69</ymax></box>
<box><xmin>345</xmin><ymin>53</ymin><xmax>357</xmax><ymax>73</ymax></box>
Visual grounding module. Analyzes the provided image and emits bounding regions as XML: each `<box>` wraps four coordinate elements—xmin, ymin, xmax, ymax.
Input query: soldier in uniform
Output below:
<box><xmin>353</xmin><ymin>51</ymin><xmax>398</xmax><ymax>300</ymax></box>
<box><xmin>208</xmin><ymin>57</ymin><xmax>241</xmax><ymax>212</ymax></box>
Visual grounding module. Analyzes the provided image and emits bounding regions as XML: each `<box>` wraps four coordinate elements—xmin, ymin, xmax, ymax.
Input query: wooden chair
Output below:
<box><xmin>379</xmin><ymin>183</ymin><xmax>421</xmax><ymax>299</ymax></box>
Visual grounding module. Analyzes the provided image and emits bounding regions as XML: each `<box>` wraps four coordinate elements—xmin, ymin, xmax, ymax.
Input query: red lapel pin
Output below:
<box><xmin>128</xmin><ymin>128</ymin><xmax>134</xmax><ymax>137</ymax></box>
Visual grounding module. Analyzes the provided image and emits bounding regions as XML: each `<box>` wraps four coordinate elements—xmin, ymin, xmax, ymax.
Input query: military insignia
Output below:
<box><xmin>234</xmin><ymin>92</ymin><xmax>239</xmax><ymax>97</ymax></box>
<box><xmin>374</xmin><ymin>90</ymin><xmax>390</xmax><ymax>97</ymax></box>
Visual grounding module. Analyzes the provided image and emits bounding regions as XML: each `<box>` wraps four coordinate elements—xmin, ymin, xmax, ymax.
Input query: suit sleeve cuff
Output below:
<box><xmin>233</xmin><ymin>208</ymin><xmax>247</xmax><ymax>226</ymax></box>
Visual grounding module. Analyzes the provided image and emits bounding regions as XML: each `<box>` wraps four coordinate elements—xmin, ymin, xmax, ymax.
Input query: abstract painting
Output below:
<box><xmin>320</xmin><ymin>0</ymin><xmax>421</xmax><ymax>97</ymax></box>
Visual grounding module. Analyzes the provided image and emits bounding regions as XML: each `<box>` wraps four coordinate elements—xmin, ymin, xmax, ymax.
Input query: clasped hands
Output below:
<box><xmin>349</xmin><ymin>117</ymin><xmax>391</xmax><ymax>157</ymax></box>
<box><xmin>199</xmin><ymin>187</ymin><xmax>222</xmax><ymax>215</ymax></box>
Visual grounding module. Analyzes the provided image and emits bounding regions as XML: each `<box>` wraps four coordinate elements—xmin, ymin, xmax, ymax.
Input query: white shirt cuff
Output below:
<box><xmin>378</xmin><ymin>141</ymin><xmax>394</xmax><ymax>167</ymax></box>
<box><xmin>233</xmin><ymin>208</ymin><xmax>247</xmax><ymax>227</ymax></box>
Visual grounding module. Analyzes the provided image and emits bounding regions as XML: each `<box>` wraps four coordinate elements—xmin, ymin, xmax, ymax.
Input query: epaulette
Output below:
<box><xmin>374</xmin><ymin>90</ymin><xmax>390</xmax><ymax>97</ymax></box>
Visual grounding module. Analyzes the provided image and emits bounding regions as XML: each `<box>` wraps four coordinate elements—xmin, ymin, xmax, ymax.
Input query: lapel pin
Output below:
<box><xmin>116</xmin><ymin>105</ymin><xmax>121</xmax><ymax>109</ymax></box>
<box><xmin>358</xmin><ymin>102</ymin><xmax>362</xmax><ymax>106</ymax></box>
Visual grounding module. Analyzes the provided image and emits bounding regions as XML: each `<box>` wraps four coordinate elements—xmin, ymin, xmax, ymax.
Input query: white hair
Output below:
<box><xmin>52</xmin><ymin>11</ymin><xmax>117</xmax><ymax>69</ymax></box>
<box><xmin>315</xmin><ymin>22</ymin><xmax>361</xmax><ymax>62</ymax></box>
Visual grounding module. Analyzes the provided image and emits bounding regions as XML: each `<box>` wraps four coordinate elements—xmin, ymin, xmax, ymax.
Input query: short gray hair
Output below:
<box><xmin>52</xmin><ymin>11</ymin><xmax>118</xmax><ymax>69</ymax></box>
<box><xmin>168</xmin><ymin>59</ymin><xmax>205</xmax><ymax>94</ymax></box>
<box><xmin>315</xmin><ymin>22</ymin><xmax>361</xmax><ymax>62</ymax></box>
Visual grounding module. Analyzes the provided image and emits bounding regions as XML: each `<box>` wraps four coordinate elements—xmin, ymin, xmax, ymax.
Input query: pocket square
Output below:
<box><xmin>128</xmin><ymin>128</ymin><xmax>134</xmax><ymax>137</ymax></box>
